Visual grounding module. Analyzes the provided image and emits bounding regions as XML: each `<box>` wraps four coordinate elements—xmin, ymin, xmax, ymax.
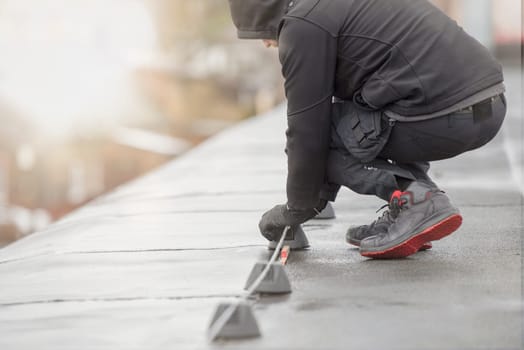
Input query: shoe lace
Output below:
<box><xmin>388</xmin><ymin>190</ymin><xmax>408</xmax><ymax>218</ymax></box>
<box><xmin>372</xmin><ymin>205</ymin><xmax>393</xmax><ymax>226</ymax></box>
<box><xmin>373</xmin><ymin>190</ymin><xmax>409</xmax><ymax>223</ymax></box>
<box><xmin>376</xmin><ymin>203</ymin><xmax>389</xmax><ymax>213</ymax></box>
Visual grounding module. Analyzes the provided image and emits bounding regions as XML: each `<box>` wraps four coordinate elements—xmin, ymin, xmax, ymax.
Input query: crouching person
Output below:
<box><xmin>228</xmin><ymin>0</ymin><xmax>506</xmax><ymax>259</ymax></box>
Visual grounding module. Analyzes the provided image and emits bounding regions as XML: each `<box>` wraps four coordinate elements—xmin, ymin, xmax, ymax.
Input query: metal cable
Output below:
<box><xmin>208</xmin><ymin>226</ymin><xmax>289</xmax><ymax>341</ymax></box>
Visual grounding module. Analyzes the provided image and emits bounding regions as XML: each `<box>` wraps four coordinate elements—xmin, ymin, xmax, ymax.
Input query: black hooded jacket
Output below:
<box><xmin>228</xmin><ymin>0</ymin><xmax>288</xmax><ymax>39</ymax></box>
<box><xmin>229</xmin><ymin>0</ymin><xmax>504</xmax><ymax>210</ymax></box>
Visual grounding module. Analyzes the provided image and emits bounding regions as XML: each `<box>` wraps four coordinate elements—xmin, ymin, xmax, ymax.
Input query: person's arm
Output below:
<box><xmin>258</xmin><ymin>18</ymin><xmax>337</xmax><ymax>241</ymax></box>
<box><xmin>279</xmin><ymin>18</ymin><xmax>337</xmax><ymax>210</ymax></box>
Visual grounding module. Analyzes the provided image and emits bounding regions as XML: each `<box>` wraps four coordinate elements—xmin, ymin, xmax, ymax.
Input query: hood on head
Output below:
<box><xmin>228</xmin><ymin>0</ymin><xmax>288</xmax><ymax>40</ymax></box>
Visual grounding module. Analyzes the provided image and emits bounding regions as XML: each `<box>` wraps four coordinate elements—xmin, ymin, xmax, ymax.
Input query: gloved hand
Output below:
<box><xmin>258</xmin><ymin>200</ymin><xmax>327</xmax><ymax>241</ymax></box>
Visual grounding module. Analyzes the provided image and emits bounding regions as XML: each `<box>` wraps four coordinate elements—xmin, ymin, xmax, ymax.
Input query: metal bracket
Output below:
<box><xmin>314</xmin><ymin>202</ymin><xmax>336</xmax><ymax>220</ymax></box>
<box><xmin>268</xmin><ymin>225</ymin><xmax>310</xmax><ymax>250</ymax></box>
<box><xmin>244</xmin><ymin>261</ymin><xmax>292</xmax><ymax>294</ymax></box>
<box><xmin>208</xmin><ymin>302</ymin><xmax>261</xmax><ymax>340</ymax></box>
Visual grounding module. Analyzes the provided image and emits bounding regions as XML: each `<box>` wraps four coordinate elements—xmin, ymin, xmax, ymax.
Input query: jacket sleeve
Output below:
<box><xmin>278</xmin><ymin>18</ymin><xmax>337</xmax><ymax>210</ymax></box>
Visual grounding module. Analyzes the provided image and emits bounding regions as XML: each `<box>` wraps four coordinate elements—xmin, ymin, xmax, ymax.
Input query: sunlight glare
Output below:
<box><xmin>0</xmin><ymin>0</ymin><xmax>158</xmax><ymax>138</ymax></box>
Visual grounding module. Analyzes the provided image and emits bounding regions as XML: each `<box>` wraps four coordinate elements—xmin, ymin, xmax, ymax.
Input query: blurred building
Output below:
<box><xmin>140</xmin><ymin>0</ymin><xmax>284</xmax><ymax>121</ymax></box>
<box><xmin>0</xmin><ymin>99</ymin><xmax>36</xmax><ymax>245</ymax></box>
<box><xmin>432</xmin><ymin>0</ymin><xmax>523</xmax><ymax>56</ymax></box>
<box><xmin>0</xmin><ymin>124</ymin><xmax>178</xmax><ymax>244</ymax></box>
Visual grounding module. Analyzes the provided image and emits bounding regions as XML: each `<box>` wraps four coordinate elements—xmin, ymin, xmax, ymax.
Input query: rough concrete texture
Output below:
<box><xmin>0</xmin><ymin>68</ymin><xmax>522</xmax><ymax>350</ymax></box>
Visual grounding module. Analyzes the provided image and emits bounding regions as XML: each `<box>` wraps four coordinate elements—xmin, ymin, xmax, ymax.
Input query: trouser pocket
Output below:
<box><xmin>332</xmin><ymin>101</ymin><xmax>392</xmax><ymax>163</ymax></box>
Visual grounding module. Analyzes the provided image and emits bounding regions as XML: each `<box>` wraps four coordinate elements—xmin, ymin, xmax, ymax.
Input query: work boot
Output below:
<box><xmin>360</xmin><ymin>181</ymin><xmax>462</xmax><ymax>259</ymax></box>
<box><xmin>346</xmin><ymin>210</ymin><xmax>432</xmax><ymax>250</ymax></box>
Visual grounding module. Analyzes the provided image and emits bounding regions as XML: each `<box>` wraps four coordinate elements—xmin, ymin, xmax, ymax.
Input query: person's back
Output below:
<box><xmin>285</xmin><ymin>0</ymin><xmax>503</xmax><ymax>116</ymax></box>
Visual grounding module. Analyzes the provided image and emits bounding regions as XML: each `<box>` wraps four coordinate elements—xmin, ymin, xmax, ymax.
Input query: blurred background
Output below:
<box><xmin>0</xmin><ymin>0</ymin><xmax>521</xmax><ymax>247</ymax></box>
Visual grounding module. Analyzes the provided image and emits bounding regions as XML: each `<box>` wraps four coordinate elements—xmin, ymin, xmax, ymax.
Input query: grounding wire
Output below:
<box><xmin>208</xmin><ymin>226</ymin><xmax>290</xmax><ymax>341</ymax></box>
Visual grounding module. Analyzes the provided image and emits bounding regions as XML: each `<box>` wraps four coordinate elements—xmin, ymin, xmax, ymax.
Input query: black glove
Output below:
<box><xmin>258</xmin><ymin>200</ymin><xmax>327</xmax><ymax>241</ymax></box>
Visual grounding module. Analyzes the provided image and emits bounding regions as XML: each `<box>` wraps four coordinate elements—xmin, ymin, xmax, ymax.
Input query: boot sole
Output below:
<box><xmin>360</xmin><ymin>214</ymin><xmax>462</xmax><ymax>259</ymax></box>
<box><xmin>348</xmin><ymin>238</ymin><xmax>433</xmax><ymax>251</ymax></box>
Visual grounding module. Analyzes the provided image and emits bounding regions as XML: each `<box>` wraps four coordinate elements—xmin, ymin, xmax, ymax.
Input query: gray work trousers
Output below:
<box><xmin>321</xmin><ymin>94</ymin><xmax>507</xmax><ymax>202</ymax></box>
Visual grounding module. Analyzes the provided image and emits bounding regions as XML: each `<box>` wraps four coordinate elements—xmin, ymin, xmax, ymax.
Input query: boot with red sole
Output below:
<box><xmin>360</xmin><ymin>181</ymin><xmax>462</xmax><ymax>259</ymax></box>
<box><xmin>346</xmin><ymin>210</ymin><xmax>433</xmax><ymax>251</ymax></box>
